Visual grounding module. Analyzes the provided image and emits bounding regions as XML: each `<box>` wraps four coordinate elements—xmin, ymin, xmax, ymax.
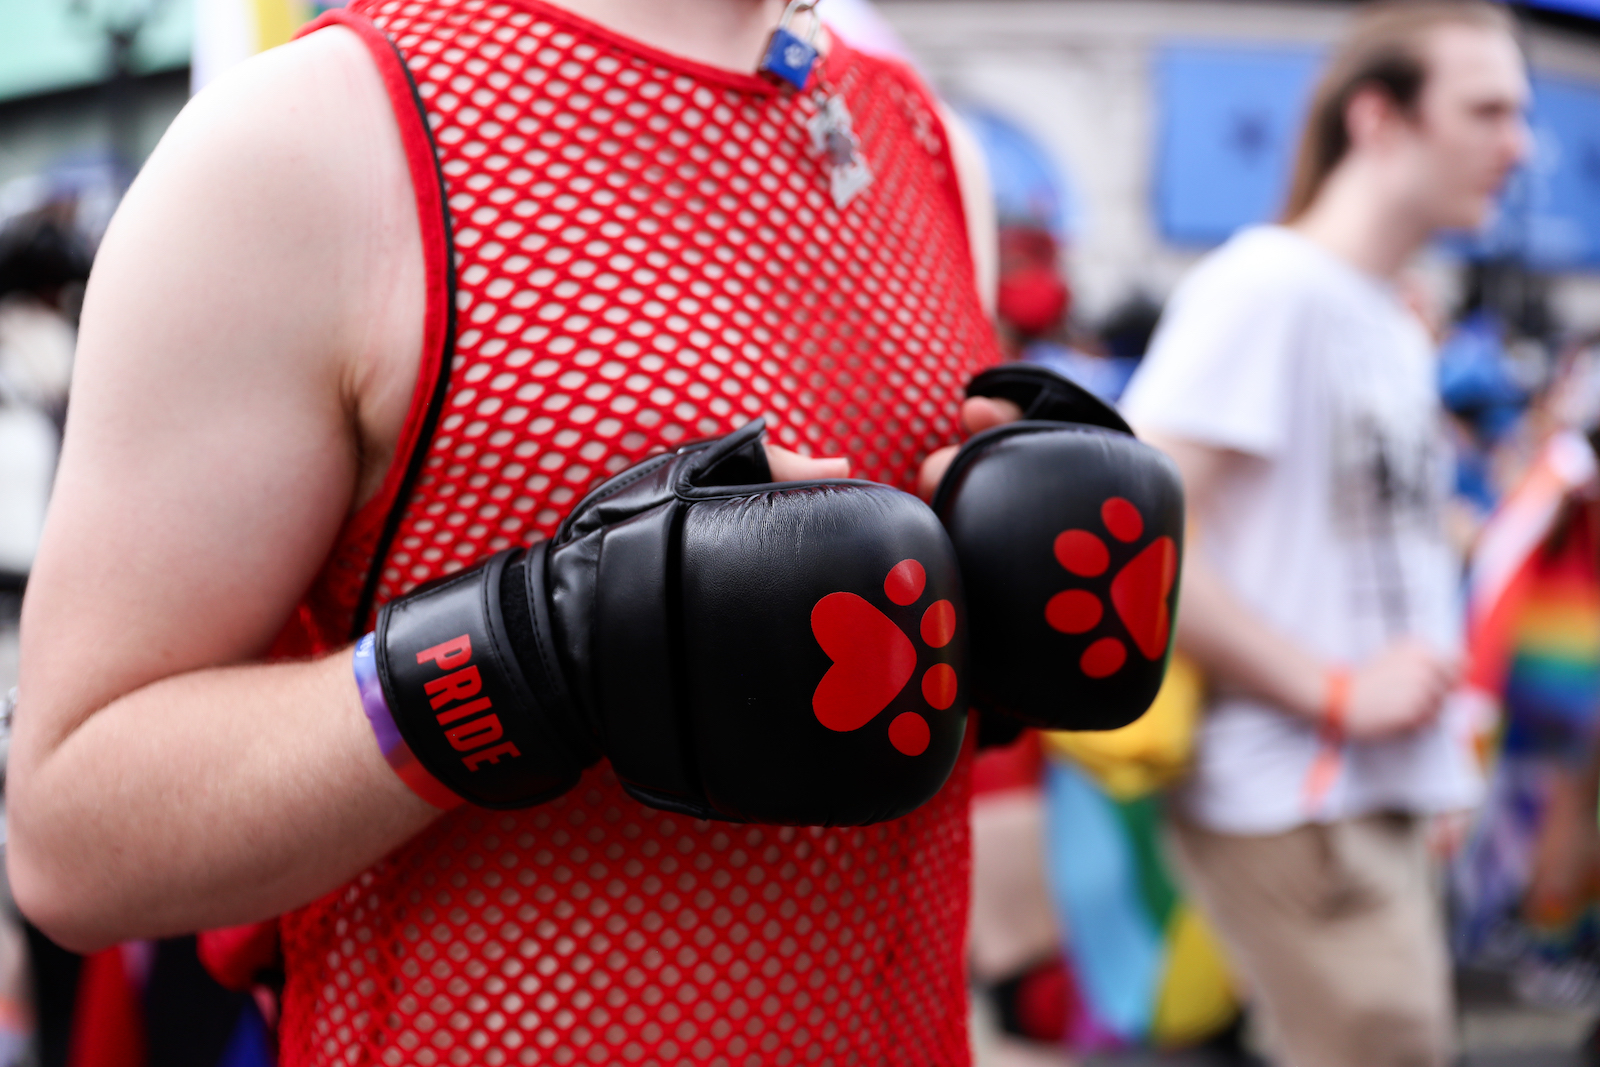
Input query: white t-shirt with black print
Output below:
<box><xmin>1122</xmin><ymin>225</ymin><xmax>1481</xmax><ymax>835</ymax></box>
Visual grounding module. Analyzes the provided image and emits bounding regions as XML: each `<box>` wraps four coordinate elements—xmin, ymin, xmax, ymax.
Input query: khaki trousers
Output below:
<box><xmin>1170</xmin><ymin>813</ymin><xmax>1454</xmax><ymax>1067</ymax></box>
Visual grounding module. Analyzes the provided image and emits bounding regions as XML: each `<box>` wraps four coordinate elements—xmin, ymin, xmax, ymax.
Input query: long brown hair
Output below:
<box><xmin>1281</xmin><ymin>0</ymin><xmax>1515</xmax><ymax>222</ymax></box>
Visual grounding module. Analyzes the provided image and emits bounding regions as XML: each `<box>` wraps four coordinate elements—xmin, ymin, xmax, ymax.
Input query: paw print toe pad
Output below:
<box><xmin>889</xmin><ymin>712</ymin><xmax>931</xmax><ymax>756</ymax></box>
<box><xmin>921</xmin><ymin>663</ymin><xmax>957</xmax><ymax>710</ymax></box>
<box><xmin>1045</xmin><ymin>589</ymin><xmax>1102</xmax><ymax>634</ymax></box>
<box><xmin>920</xmin><ymin>600</ymin><xmax>957</xmax><ymax>647</ymax></box>
<box><xmin>884</xmin><ymin>559</ymin><xmax>926</xmax><ymax>605</ymax></box>
<box><xmin>1081</xmin><ymin>637</ymin><xmax>1127</xmax><ymax>678</ymax></box>
<box><xmin>1102</xmin><ymin>497</ymin><xmax>1144</xmax><ymax>542</ymax></box>
<box><xmin>1054</xmin><ymin>530</ymin><xmax>1109</xmax><ymax>577</ymax></box>
<box><xmin>1046</xmin><ymin>500</ymin><xmax>1177</xmax><ymax>679</ymax></box>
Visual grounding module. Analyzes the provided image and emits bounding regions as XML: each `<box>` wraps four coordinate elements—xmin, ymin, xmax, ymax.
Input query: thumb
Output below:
<box><xmin>917</xmin><ymin>444</ymin><xmax>959</xmax><ymax>503</ymax></box>
<box><xmin>960</xmin><ymin>396</ymin><xmax>1024</xmax><ymax>436</ymax></box>
<box><xmin>765</xmin><ymin>443</ymin><xmax>849</xmax><ymax>483</ymax></box>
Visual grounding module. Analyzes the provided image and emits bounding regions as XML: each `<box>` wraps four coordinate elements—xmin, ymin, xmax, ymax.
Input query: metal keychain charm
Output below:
<box><xmin>808</xmin><ymin>94</ymin><xmax>874</xmax><ymax>209</ymax></box>
<box><xmin>810</xmin><ymin>95</ymin><xmax>858</xmax><ymax>167</ymax></box>
<box><xmin>759</xmin><ymin>0</ymin><xmax>821</xmax><ymax>91</ymax></box>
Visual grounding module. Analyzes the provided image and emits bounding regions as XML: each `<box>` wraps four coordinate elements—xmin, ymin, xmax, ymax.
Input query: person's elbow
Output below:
<box><xmin>7</xmin><ymin>782</ymin><xmax>126</xmax><ymax>954</ymax></box>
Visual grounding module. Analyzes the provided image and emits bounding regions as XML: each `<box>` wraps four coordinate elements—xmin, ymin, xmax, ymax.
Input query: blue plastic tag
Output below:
<box><xmin>760</xmin><ymin>26</ymin><xmax>818</xmax><ymax>91</ymax></box>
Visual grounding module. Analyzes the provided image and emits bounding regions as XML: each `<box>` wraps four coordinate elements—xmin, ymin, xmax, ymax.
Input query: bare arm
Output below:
<box><xmin>8</xmin><ymin>29</ymin><xmax>441</xmax><ymax>952</ymax></box>
<box><xmin>10</xmin><ymin>27</ymin><xmax>850</xmax><ymax>952</ymax></box>
<box><xmin>911</xmin><ymin>105</ymin><xmax>1011</xmax><ymax>498</ymax></box>
<box><xmin>1144</xmin><ymin>433</ymin><xmax>1326</xmax><ymax>717</ymax></box>
<box><xmin>1143</xmin><ymin>430</ymin><xmax>1455</xmax><ymax>735</ymax></box>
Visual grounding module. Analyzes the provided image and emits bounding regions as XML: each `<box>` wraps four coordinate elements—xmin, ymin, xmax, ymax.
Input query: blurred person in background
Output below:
<box><xmin>961</xmin><ymin>104</ymin><xmax>1233</xmax><ymax>1062</ymax></box>
<box><xmin>0</xmin><ymin>206</ymin><xmax>87</xmax><ymax>424</ymax></box>
<box><xmin>957</xmin><ymin>105</ymin><xmax>1142</xmax><ymax>404</ymax></box>
<box><xmin>0</xmin><ymin>204</ymin><xmax>93</xmax><ymax>1067</ymax></box>
<box><xmin>994</xmin><ymin>226</ymin><xmax>1144</xmax><ymax>405</ymax></box>
<box><xmin>1120</xmin><ymin>3</ymin><xmax>1529</xmax><ymax>1065</ymax></box>
<box><xmin>973</xmin><ymin>250</ymin><xmax>1238</xmax><ymax>1059</ymax></box>
<box><xmin>1000</xmin><ymin>228</ymin><xmax>1129</xmax><ymax>404</ymax></box>
<box><xmin>0</xmin><ymin>207</ymin><xmax>87</xmax><ymax>591</ymax></box>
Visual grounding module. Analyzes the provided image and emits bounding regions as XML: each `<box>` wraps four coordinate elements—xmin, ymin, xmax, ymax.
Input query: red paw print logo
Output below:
<box><xmin>1047</xmin><ymin>498</ymin><xmax>1177</xmax><ymax>678</ymax></box>
<box><xmin>810</xmin><ymin>560</ymin><xmax>958</xmax><ymax>757</ymax></box>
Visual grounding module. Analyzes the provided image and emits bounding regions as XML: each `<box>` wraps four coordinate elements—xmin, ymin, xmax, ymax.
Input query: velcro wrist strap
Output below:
<box><xmin>375</xmin><ymin>549</ymin><xmax>585</xmax><ymax>809</ymax></box>
<box><xmin>965</xmin><ymin>364</ymin><xmax>1131</xmax><ymax>434</ymax></box>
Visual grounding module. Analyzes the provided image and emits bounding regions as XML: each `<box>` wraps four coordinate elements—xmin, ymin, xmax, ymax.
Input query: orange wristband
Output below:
<box><xmin>1305</xmin><ymin>666</ymin><xmax>1352</xmax><ymax>811</ymax></box>
<box><xmin>1321</xmin><ymin>667</ymin><xmax>1351</xmax><ymax>736</ymax></box>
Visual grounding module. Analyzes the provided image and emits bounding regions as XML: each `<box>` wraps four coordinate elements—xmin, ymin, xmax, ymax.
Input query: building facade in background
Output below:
<box><xmin>879</xmin><ymin>0</ymin><xmax>1600</xmax><ymax>337</ymax></box>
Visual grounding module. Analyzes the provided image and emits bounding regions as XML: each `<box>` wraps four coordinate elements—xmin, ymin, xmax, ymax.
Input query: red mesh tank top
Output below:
<box><xmin>276</xmin><ymin>3</ymin><xmax>1001</xmax><ymax>1063</ymax></box>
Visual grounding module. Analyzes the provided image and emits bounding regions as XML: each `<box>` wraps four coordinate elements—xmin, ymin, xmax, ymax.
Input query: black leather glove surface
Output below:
<box><xmin>376</xmin><ymin>419</ymin><xmax>969</xmax><ymax>825</ymax></box>
<box><xmin>933</xmin><ymin>364</ymin><xmax>1185</xmax><ymax>732</ymax></box>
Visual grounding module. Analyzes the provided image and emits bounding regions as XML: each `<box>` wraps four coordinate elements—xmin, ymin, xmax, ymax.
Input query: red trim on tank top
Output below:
<box><xmin>286</xmin><ymin>4</ymin><xmax>977</xmax><ymax>631</ymax></box>
<box><xmin>292</xmin><ymin>9</ymin><xmax>456</xmax><ymax>628</ymax></box>
<box><xmin>289</xmin><ymin>3</ymin><xmax>877</xmax><ymax>633</ymax></box>
<box><xmin>484</xmin><ymin>0</ymin><xmax>851</xmax><ymax>95</ymax></box>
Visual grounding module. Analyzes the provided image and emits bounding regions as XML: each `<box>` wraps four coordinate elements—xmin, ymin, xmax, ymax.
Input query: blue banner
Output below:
<box><xmin>1497</xmin><ymin>74</ymin><xmax>1600</xmax><ymax>269</ymax></box>
<box><xmin>1155</xmin><ymin>44</ymin><xmax>1600</xmax><ymax>270</ymax></box>
<box><xmin>1154</xmin><ymin>44</ymin><xmax>1322</xmax><ymax>246</ymax></box>
<box><xmin>1521</xmin><ymin>0</ymin><xmax>1600</xmax><ymax>18</ymax></box>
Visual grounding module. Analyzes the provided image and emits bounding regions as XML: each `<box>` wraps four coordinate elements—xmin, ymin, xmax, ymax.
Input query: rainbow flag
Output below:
<box><xmin>1501</xmin><ymin>532</ymin><xmax>1600</xmax><ymax>758</ymax></box>
<box><xmin>1463</xmin><ymin>431</ymin><xmax>1599</xmax><ymax>705</ymax></box>
<box><xmin>1451</xmin><ymin>430</ymin><xmax>1600</xmax><ymax>998</ymax></box>
<box><xmin>1040</xmin><ymin>659</ymin><xmax>1239</xmax><ymax>1049</ymax></box>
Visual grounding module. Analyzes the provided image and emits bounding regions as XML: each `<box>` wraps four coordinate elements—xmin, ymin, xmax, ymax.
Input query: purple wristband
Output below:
<box><xmin>355</xmin><ymin>632</ymin><xmax>462</xmax><ymax>810</ymax></box>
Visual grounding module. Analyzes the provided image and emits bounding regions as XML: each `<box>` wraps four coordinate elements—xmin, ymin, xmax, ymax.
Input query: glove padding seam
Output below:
<box><xmin>477</xmin><ymin>553</ymin><xmax>578</xmax><ymax>788</ymax></box>
<box><xmin>555</xmin><ymin>453</ymin><xmax>677</xmax><ymax>544</ymax></box>
<box><xmin>523</xmin><ymin>543</ymin><xmax>593</xmax><ymax>766</ymax></box>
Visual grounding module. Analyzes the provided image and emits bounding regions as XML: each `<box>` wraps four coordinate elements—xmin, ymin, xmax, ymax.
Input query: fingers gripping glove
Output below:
<box><xmin>372</xmin><ymin>419</ymin><xmax>968</xmax><ymax>824</ymax></box>
<box><xmin>932</xmin><ymin>364</ymin><xmax>1185</xmax><ymax>732</ymax></box>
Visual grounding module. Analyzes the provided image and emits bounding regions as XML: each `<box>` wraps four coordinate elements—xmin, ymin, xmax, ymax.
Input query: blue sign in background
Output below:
<box><xmin>1154</xmin><ymin>43</ymin><xmax>1600</xmax><ymax>270</ymax></box>
<box><xmin>1154</xmin><ymin>44</ymin><xmax>1323</xmax><ymax>246</ymax></box>
<box><xmin>1522</xmin><ymin>0</ymin><xmax>1600</xmax><ymax>18</ymax></box>
<box><xmin>958</xmin><ymin>106</ymin><xmax>1079</xmax><ymax>238</ymax></box>
<box><xmin>1496</xmin><ymin>75</ymin><xmax>1600</xmax><ymax>268</ymax></box>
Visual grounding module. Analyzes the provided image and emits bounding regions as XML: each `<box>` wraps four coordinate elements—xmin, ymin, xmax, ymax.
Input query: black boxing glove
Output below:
<box><xmin>932</xmin><ymin>364</ymin><xmax>1184</xmax><ymax>732</ymax></box>
<box><xmin>368</xmin><ymin>419</ymin><xmax>968</xmax><ymax>825</ymax></box>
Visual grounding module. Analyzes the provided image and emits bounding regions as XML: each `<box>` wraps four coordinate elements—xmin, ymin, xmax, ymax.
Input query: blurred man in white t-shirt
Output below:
<box><xmin>1121</xmin><ymin>3</ymin><xmax>1528</xmax><ymax>1064</ymax></box>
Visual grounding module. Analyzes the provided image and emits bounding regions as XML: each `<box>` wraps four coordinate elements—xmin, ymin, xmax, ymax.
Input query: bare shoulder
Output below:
<box><xmin>90</xmin><ymin>24</ymin><xmax>421</xmax><ymax>396</ymax></box>
<box><xmin>145</xmin><ymin>25</ymin><xmax>394</xmax><ymax>226</ymax></box>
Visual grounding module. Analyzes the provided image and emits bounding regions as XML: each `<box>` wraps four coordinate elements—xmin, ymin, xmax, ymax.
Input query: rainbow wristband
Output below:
<box><xmin>354</xmin><ymin>632</ymin><xmax>463</xmax><ymax>810</ymax></box>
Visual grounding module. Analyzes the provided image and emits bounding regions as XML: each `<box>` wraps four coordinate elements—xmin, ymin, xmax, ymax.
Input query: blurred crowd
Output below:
<box><xmin>965</xmin><ymin>6</ymin><xmax>1600</xmax><ymax>1065</ymax></box>
<box><xmin>4</xmin><ymin>1</ymin><xmax>1600</xmax><ymax>1066</ymax></box>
